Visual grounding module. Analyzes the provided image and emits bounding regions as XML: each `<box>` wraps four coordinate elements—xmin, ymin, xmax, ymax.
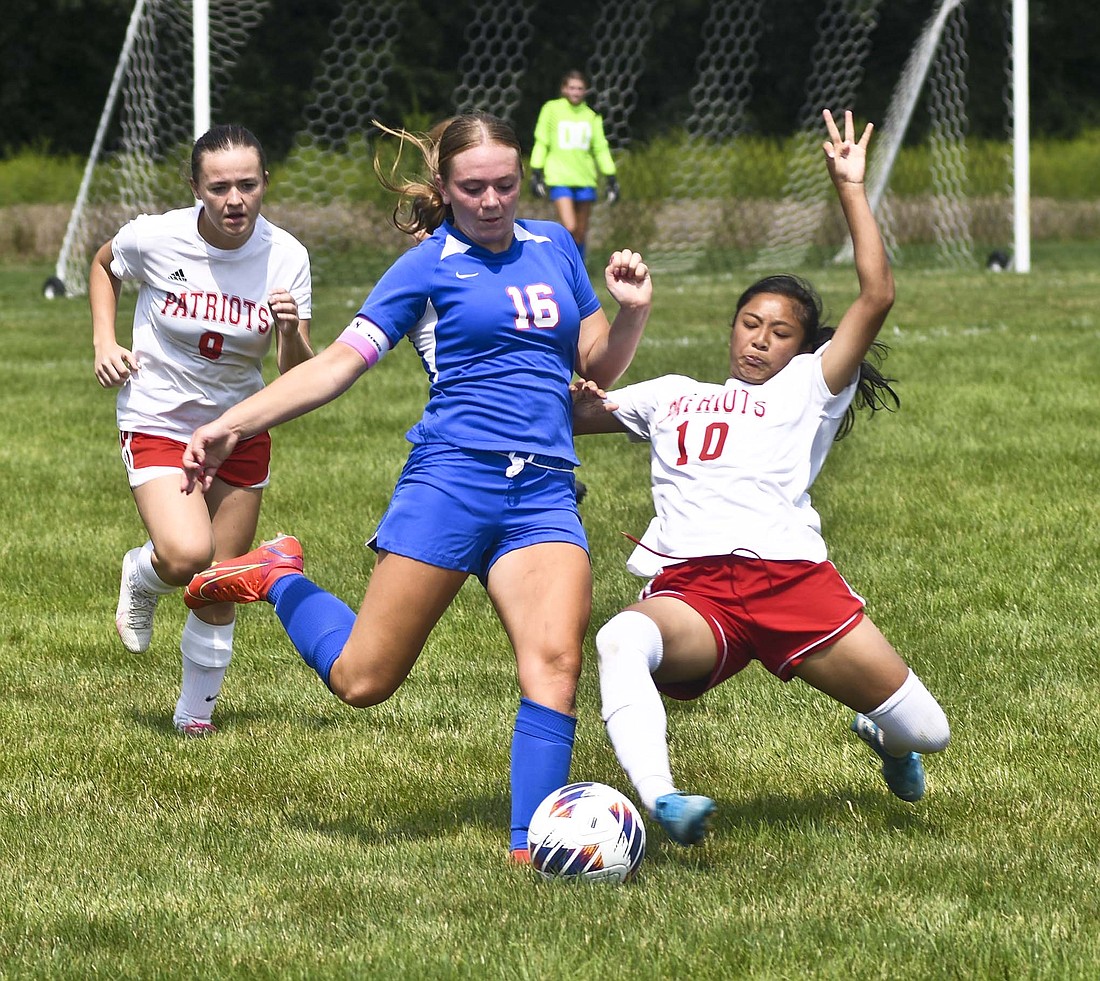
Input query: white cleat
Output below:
<box><xmin>175</xmin><ymin>719</ymin><xmax>217</xmax><ymax>738</ymax></box>
<box><xmin>115</xmin><ymin>548</ymin><xmax>159</xmax><ymax>653</ymax></box>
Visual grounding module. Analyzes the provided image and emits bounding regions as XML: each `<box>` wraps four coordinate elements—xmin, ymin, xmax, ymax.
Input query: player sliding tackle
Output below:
<box><xmin>573</xmin><ymin>110</ymin><xmax>950</xmax><ymax>846</ymax></box>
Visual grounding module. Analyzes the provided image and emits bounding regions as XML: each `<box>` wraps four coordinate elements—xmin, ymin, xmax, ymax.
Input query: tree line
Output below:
<box><xmin>2</xmin><ymin>0</ymin><xmax>1096</xmax><ymax>162</ymax></box>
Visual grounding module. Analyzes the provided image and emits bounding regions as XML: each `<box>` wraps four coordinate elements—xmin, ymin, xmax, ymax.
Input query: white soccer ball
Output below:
<box><xmin>527</xmin><ymin>781</ymin><xmax>646</xmax><ymax>883</ymax></box>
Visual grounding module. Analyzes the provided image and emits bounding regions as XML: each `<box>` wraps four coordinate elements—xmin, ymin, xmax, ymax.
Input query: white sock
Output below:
<box><xmin>135</xmin><ymin>540</ymin><xmax>176</xmax><ymax>595</ymax></box>
<box><xmin>598</xmin><ymin>610</ymin><xmax>677</xmax><ymax>813</ymax></box>
<box><xmin>867</xmin><ymin>669</ymin><xmax>951</xmax><ymax>757</ymax></box>
<box><xmin>173</xmin><ymin>613</ymin><xmax>233</xmax><ymax>726</ymax></box>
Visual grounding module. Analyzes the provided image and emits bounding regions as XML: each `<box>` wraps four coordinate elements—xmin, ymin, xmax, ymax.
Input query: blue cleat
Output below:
<box><xmin>851</xmin><ymin>714</ymin><xmax>925</xmax><ymax>802</ymax></box>
<box><xmin>653</xmin><ymin>792</ymin><xmax>717</xmax><ymax>845</ymax></box>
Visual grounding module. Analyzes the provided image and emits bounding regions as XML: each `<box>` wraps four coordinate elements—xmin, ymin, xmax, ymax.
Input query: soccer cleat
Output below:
<box><xmin>115</xmin><ymin>547</ymin><xmax>159</xmax><ymax>653</ymax></box>
<box><xmin>176</xmin><ymin>719</ymin><xmax>217</xmax><ymax>738</ymax></box>
<box><xmin>509</xmin><ymin>847</ymin><xmax>531</xmax><ymax>865</ymax></box>
<box><xmin>851</xmin><ymin>713</ymin><xmax>926</xmax><ymax>802</ymax></box>
<box><xmin>184</xmin><ymin>534</ymin><xmax>303</xmax><ymax>609</ymax></box>
<box><xmin>653</xmin><ymin>792</ymin><xmax>717</xmax><ymax>846</ymax></box>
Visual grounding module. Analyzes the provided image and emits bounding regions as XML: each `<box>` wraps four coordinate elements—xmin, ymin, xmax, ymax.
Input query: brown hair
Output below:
<box><xmin>372</xmin><ymin>112</ymin><xmax>522</xmax><ymax>239</ymax></box>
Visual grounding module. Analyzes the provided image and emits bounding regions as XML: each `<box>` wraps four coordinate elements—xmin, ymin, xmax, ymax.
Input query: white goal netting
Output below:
<box><xmin>49</xmin><ymin>0</ymin><xmax>1011</xmax><ymax>296</ymax></box>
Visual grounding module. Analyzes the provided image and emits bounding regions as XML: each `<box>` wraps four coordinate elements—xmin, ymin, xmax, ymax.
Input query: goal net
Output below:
<box><xmin>48</xmin><ymin>0</ymin><xmax>1013</xmax><ymax>297</ymax></box>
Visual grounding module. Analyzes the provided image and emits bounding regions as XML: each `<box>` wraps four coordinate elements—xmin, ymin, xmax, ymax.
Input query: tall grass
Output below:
<box><xmin>5</xmin><ymin>130</ymin><xmax>1100</xmax><ymax>206</ymax></box>
<box><xmin>3</xmin><ymin>246</ymin><xmax>1100</xmax><ymax>977</ymax></box>
<box><xmin>0</xmin><ymin>146</ymin><xmax>90</xmax><ymax>206</ymax></box>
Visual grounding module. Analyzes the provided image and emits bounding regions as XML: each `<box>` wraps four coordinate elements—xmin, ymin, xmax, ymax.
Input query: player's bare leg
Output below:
<box><xmin>553</xmin><ymin>197</ymin><xmax>579</xmax><ymax>243</ymax></box>
<box><xmin>570</xmin><ymin>200</ymin><xmax>593</xmax><ymax>253</ymax></box>
<box><xmin>796</xmin><ymin>618</ymin><xmax>949</xmax><ymax>801</ymax></box>
<box><xmin>328</xmin><ymin>552</ymin><xmax>468</xmax><ymax>706</ymax></box>
<box><xmin>132</xmin><ymin>476</ymin><xmax>262</xmax><ymax>733</ymax></box>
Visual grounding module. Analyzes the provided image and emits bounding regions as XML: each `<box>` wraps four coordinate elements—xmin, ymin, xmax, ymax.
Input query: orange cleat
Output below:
<box><xmin>184</xmin><ymin>534</ymin><xmax>303</xmax><ymax>609</ymax></box>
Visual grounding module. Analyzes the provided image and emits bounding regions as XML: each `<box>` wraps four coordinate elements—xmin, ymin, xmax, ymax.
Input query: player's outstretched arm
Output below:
<box><xmin>818</xmin><ymin>108</ymin><xmax>895</xmax><ymax>396</ymax></box>
<box><xmin>181</xmin><ymin>340</ymin><xmax>369</xmax><ymax>494</ymax></box>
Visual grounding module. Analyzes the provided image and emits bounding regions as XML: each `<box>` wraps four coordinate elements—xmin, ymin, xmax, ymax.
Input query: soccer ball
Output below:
<box><xmin>527</xmin><ymin>781</ymin><xmax>646</xmax><ymax>883</ymax></box>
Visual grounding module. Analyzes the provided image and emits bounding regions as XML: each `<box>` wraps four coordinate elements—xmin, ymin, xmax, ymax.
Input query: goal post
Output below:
<box><xmin>1012</xmin><ymin>0</ymin><xmax>1030</xmax><ymax>272</ymax></box>
<box><xmin>45</xmin><ymin>0</ymin><xmax>270</xmax><ymax>298</ymax></box>
<box><xmin>829</xmin><ymin>0</ymin><xmax>971</xmax><ymax>268</ymax></box>
<box><xmin>192</xmin><ymin>0</ymin><xmax>210</xmax><ymax>140</ymax></box>
<box><xmin>46</xmin><ymin>0</ymin><xmax>1022</xmax><ymax>298</ymax></box>
<box><xmin>43</xmin><ymin>0</ymin><xmax>150</xmax><ymax>300</ymax></box>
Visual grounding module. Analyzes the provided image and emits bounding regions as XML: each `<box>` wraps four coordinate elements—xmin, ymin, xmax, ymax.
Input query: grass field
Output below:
<box><xmin>3</xmin><ymin>244</ymin><xmax>1100</xmax><ymax>978</ymax></box>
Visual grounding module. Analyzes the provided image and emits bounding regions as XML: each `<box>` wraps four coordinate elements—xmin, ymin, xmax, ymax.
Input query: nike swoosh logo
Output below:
<box><xmin>204</xmin><ymin>695</ymin><xmax>218</xmax><ymax>702</ymax></box>
<box><xmin>456</xmin><ymin>272</ymin><xmax>479</xmax><ymax>279</ymax></box>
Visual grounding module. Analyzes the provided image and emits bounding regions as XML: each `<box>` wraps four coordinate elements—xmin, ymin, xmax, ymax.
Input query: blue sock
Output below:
<box><xmin>267</xmin><ymin>574</ymin><xmax>355</xmax><ymax>689</ymax></box>
<box><xmin>509</xmin><ymin>697</ymin><xmax>576</xmax><ymax>851</ymax></box>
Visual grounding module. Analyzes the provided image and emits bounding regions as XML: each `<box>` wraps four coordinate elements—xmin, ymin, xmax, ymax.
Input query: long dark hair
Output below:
<box><xmin>733</xmin><ymin>274</ymin><xmax>899</xmax><ymax>439</ymax></box>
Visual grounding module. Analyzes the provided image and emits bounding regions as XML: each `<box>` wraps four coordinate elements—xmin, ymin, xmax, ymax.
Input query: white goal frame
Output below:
<box><xmin>45</xmin><ymin>0</ymin><xmax>1030</xmax><ymax>298</ymax></box>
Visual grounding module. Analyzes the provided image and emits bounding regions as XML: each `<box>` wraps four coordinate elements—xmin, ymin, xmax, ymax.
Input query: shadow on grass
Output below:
<box><xmin>128</xmin><ymin>706</ymin><xmax>289</xmax><ymax>737</ymax></box>
<box><xmin>269</xmin><ymin>786</ymin><xmax>931</xmax><ymax>864</ymax></box>
<box><xmin>718</xmin><ymin>789</ymin><xmax>928</xmax><ymax>833</ymax></box>
<box><xmin>281</xmin><ymin>796</ymin><xmax>514</xmax><ymax>852</ymax></box>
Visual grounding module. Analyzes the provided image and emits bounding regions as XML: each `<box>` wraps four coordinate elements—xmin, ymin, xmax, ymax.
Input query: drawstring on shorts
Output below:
<box><xmin>500</xmin><ymin>452</ymin><xmax>573</xmax><ymax>478</ymax></box>
<box><xmin>505</xmin><ymin>453</ymin><xmax>534</xmax><ymax>477</ymax></box>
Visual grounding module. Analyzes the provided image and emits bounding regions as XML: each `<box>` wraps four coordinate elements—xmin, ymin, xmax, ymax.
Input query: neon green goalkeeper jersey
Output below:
<box><xmin>530</xmin><ymin>98</ymin><xmax>616</xmax><ymax>188</ymax></box>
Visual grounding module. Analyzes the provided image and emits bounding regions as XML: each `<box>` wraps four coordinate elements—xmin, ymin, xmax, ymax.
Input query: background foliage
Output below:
<box><xmin>2</xmin><ymin>0</ymin><xmax>1098</xmax><ymax>162</ymax></box>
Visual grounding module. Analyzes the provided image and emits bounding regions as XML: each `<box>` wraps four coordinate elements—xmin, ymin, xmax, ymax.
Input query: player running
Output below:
<box><xmin>90</xmin><ymin>124</ymin><xmax>313</xmax><ymax>736</ymax></box>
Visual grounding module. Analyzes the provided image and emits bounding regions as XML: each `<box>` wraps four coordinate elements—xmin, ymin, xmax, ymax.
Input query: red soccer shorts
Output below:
<box><xmin>642</xmin><ymin>554</ymin><xmax>865</xmax><ymax>698</ymax></box>
<box><xmin>119</xmin><ymin>430</ymin><xmax>271</xmax><ymax>489</ymax></box>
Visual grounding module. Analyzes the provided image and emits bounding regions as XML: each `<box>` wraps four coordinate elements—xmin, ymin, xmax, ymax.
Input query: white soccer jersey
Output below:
<box><xmin>109</xmin><ymin>204</ymin><xmax>312</xmax><ymax>439</ymax></box>
<box><xmin>609</xmin><ymin>345</ymin><xmax>857</xmax><ymax>576</ymax></box>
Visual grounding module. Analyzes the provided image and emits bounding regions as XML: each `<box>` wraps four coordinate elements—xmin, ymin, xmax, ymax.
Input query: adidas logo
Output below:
<box><xmin>168</xmin><ymin>268</ymin><xmax>187</xmax><ymax>283</ymax></box>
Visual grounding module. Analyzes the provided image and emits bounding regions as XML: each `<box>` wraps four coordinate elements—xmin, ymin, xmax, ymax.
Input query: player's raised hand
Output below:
<box><xmin>180</xmin><ymin>421</ymin><xmax>239</xmax><ymax>495</ymax></box>
<box><xmin>822</xmin><ymin>108</ymin><xmax>872</xmax><ymax>187</ymax></box>
<box><xmin>604</xmin><ymin>249</ymin><xmax>652</xmax><ymax>310</ymax></box>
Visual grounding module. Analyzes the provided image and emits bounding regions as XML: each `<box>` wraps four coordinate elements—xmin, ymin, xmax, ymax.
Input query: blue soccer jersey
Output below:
<box><xmin>343</xmin><ymin>218</ymin><xmax>599</xmax><ymax>465</ymax></box>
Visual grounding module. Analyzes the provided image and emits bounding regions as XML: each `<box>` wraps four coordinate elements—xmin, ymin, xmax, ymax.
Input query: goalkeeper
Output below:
<box><xmin>530</xmin><ymin>69</ymin><xmax>619</xmax><ymax>262</ymax></box>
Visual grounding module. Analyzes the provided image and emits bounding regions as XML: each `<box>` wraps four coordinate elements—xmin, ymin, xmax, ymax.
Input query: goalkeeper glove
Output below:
<box><xmin>530</xmin><ymin>170</ymin><xmax>547</xmax><ymax>199</ymax></box>
<box><xmin>605</xmin><ymin>175</ymin><xmax>620</xmax><ymax>205</ymax></box>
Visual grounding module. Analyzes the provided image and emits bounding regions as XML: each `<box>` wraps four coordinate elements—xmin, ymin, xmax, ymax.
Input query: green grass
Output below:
<box><xmin>3</xmin><ymin>245</ymin><xmax>1100</xmax><ymax>977</ymax></box>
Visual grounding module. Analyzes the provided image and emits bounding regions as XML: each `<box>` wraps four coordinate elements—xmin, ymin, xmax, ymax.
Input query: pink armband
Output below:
<box><xmin>336</xmin><ymin>316</ymin><xmax>393</xmax><ymax>368</ymax></box>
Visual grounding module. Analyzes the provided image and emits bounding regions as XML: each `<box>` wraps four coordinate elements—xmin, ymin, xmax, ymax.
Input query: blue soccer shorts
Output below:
<box><xmin>548</xmin><ymin>186</ymin><xmax>598</xmax><ymax>203</ymax></box>
<box><xmin>372</xmin><ymin>442</ymin><xmax>587</xmax><ymax>583</ymax></box>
